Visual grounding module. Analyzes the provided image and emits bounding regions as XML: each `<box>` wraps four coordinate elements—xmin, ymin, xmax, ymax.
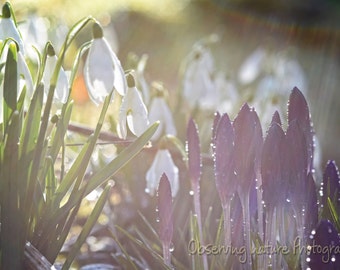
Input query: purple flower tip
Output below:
<box><xmin>214</xmin><ymin>113</ymin><xmax>235</xmax><ymax>204</ymax></box>
<box><xmin>157</xmin><ymin>173</ymin><xmax>174</xmax><ymax>244</ymax></box>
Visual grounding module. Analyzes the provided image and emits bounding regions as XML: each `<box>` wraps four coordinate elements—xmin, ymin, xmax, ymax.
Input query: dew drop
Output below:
<box><xmin>189</xmin><ymin>190</ymin><xmax>194</xmax><ymax>196</ymax></box>
<box><xmin>145</xmin><ymin>188</ymin><xmax>150</xmax><ymax>194</ymax></box>
<box><xmin>328</xmin><ymin>227</ymin><xmax>332</xmax><ymax>234</ymax></box>
<box><xmin>311</xmin><ymin>229</ymin><xmax>316</xmax><ymax>235</ymax></box>
<box><xmin>169</xmin><ymin>242</ymin><xmax>175</xmax><ymax>252</ymax></box>
<box><xmin>306</xmin><ymin>257</ymin><xmax>311</xmax><ymax>262</ymax></box>
<box><xmin>331</xmin><ymin>256</ymin><xmax>336</xmax><ymax>262</ymax></box>
<box><xmin>286</xmin><ymin>198</ymin><xmax>291</xmax><ymax>203</ymax></box>
<box><xmin>155</xmin><ymin>207</ymin><xmax>159</xmax><ymax>212</ymax></box>
<box><xmin>156</xmin><ymin>218</ymin><xmax>160</xmax><ymax>223</ymax></box>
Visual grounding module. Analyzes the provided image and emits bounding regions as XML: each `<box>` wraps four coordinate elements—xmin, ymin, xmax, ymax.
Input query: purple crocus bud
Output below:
<box><xmin>214</xmin><ymin>113</ymin><xmax>235</xmax><ymax>206</ymax></box>
<box><xmin>308</xmin><ymin>220</ymin><xmax>340</xmax><ymax>269</ymax></box>
<box><xmin>286</xmin><ymin>119</ymin><xmax>308</xmax><ymax>210</ymax></box>
<box><xmin>233</xmin><ymin>104</ymin><xmax>263</xmax><ymax>193</ymax></box>
<box><xmin>157</xmin><ymin>174</ymin><xmax>173</xmax><ymax>246</ymax></box>
<box><xmin>288</xmin><ymin>87</ymin><xmax>314</xmax><ymax>174</ymax></box>
<box><xmin>187</xmin><ymin>118</ymin><xmax>201</xmax><ymax>186</ymax></box>
<box><xmin>322</xmin><ymin>160</ymin><xmax>340</xmax><ymax>207</ymax></box>
<box><xmin>271</xmin><ymin>110</ymin><xmax>282</xmax><ymax>126</ymax></box>
<box><xmin>261</xmin><ymin>122</ymin><xmax>286</xmax><ymax>210</ymax></box>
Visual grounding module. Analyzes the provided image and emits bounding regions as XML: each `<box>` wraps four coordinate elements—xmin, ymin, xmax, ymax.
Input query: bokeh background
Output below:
<box><xmin>11</xmin><ymin>0</ymin><xmax>340</xmax><ymax>168</ymax></box>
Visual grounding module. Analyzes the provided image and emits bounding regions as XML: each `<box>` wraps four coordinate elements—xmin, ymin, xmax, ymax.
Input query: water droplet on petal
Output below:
<box><xmin>286</xmin><ymin>198</ymin><xmax>291</xmax><ymax>203</ymax></box>
<box><xmin>145</xmin><ymin>188</ymin><xmax>150</xmax><ymax>194</ymax></box>
<box><xmin>169</xmin><ymin>242</ymin><xmax>175</xmax><ymax>252</ymax></box>
<box><xmin>189</xmin><ymin>190</ymin><xmax>194</xmax><ymax>196</ymax></box>
<box><xmin>328</xmin><ymin>227</ymin><xmax>332</xmax><ymax>233</ymax></box>
<box><xmin>331</xmin><ymin>256</ymin><xmax>336</xmax><ymax>262</ymax></box>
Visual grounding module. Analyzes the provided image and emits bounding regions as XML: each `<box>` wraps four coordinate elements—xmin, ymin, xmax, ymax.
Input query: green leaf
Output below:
<box><xmin>327</xmin><ymin>197</ymin><xmax>340</xmax><ymax>231</ymax></box>
<box><xmin>0</xmin><ymin>111</ymin><xmax>24</xmax><ymax>269</ymax></box>
<box><xmin>52</xmin><ymin>122</ymin><xmax>159</xmax><ymax>229</ymax></box>
<box><xmin>61</xmin><ymin>183</ymin><xmax>111</xmax><ymax>270</ymax></box>
<box><xmin>3</xmin><ymin>42</ymin><xmax>18</xmax><ymax>131</ymax></box>
<box><xmin>85</xmin><ymin>121</ymin><xmax>159</xmax><ymax>194</ymax></box>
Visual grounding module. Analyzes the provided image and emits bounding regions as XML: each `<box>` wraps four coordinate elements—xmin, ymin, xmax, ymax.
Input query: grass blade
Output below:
<box><xmin>61</xmin><ymin>183</ymin><xmax>111</xmax><ymax>270</ymax></box>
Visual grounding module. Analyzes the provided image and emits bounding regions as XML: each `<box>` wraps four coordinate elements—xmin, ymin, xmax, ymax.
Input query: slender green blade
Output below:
<box><xmin>3</xmin><ymin>42</ymin><xmax>18</xmax><ymax>131</ymax></box>
<box><xmin>61</xmin><ymin>184</ymin><xmax>111</xmax><ymax>270</ymax></box>
<box><xmin>1</xmin><ymin>111</ymin><xmax>24</xmax><ymax>269</ymax></box>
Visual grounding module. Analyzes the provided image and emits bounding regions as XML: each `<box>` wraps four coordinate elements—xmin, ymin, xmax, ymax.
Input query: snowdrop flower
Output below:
<box><xmin>146</xmin><ymin>149</ymin><xmax>179</xmax><ymax>197</ymax></box>
<box><xmin>42</xmin><ymin>43</ymin><xmax>69</xmax><ymax>103</ymax></box>
<box><xmin>0</xmin><ymin>3</ymin><xmax>25</xmax><ymax>54</ymax></box>
<box><xmin>183</xmin><ymin>44</ymin><xmax>217</xmax><ymax>109</ymax></box>
<box><xmin>18</xmin><ymin>15</ymin><xmax>48</xmax><ymax>60</ymax></box>
<box><xmin>84</xmin><ymin>22</ymin><xmax>127</xmax><ymax>105</ymax></box>
<box><xmin>117</xmin><ymin>74</ymin><xmax>149</xmax><ymax>139</ymax></box>
<box><xmin>17</xmin><ymin>47</ymin><xmax>34</xmax><ymax>99</ymax></box>
<box><xmin>148</xmin><ymin>90</ymin><xmax>176</xmax><ymax>141</ymax></box>
<box><xmin>238</xmin><ymin>47</ymin><xmax>266</xmax><ymax>85</ymax></box>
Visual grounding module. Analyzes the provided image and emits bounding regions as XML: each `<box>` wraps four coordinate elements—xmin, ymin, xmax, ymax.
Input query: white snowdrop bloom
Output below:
<box><xmin>42</xmin><ymin>44</ymin><xmax>69</xmax><ymax>104</ymax></box>
<box><xmin>183</xmin><ymin>45</ymin><xmax>216</xmax><ymax>109</ymax></box>
<box><xmin>117</xmin><ymin>74</ymin><xmax>149</xmax><ymax>139</ymax></box>
<box><xmin>84</xmin><ymin>22</ymin><xmax>127</xmax><ymax>105</ymax></box>
<box><xmin>146</xmin><ymin>149</ymin><xmax>179</xmax><ymax>197</ymax></box>
<box><xmin>0</xmin><ymin>3</ymin><xmax>25</xmax><ymax>54</ymax></box>
<box><xmin>18</xmin><ymin>15</ymin><xmax>48</xmax><ymax>60</ymax></box>
<box><xmin>238</xmin><ymin>47</ymin><xmax>266</xmax><ymax>85</ymax></box>
<box><xmin>148</xmin><ymin>96</ymin><xmax>176</xmax><ymax>141</ymax></box>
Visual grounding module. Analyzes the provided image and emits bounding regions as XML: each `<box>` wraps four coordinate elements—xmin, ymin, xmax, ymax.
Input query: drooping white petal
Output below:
<box><xmin>117</xmin><ymin>86</ymin><xmax>149</xmax><ymax>139</ymax></box>
<box><xmin>18</xmin><ymin>15</ymin><xmax>48</xmax><ymax>60</ymax></box>
<box><xmin>238</xmin><ymin>47</ymin><xmax>266</xmax><ymax>85</ymax></box>
<box><xmin>17</xmin><ymin>51</ymin><xmax>34</xmax><ymax>99</ymax></box>
<box><xmin>42</xmin><ymin>55</ymin><xmax>69</xmax><ymax>103</ymax></box>
<box><xmin>146</xmin><ymin>149</ymin><xmax>179</xmax><ymax>197</ymax></box>
<box><xmin>0</xmin><ymin>17</ymin><xmax>25</xmax><ymax>54</ymax></box>
<box><xmin>183</xmin><ymin>45</ymin><xmax>215</xmax><ymax>108</ymax></box>
<box><xmin>148</xmin><ymin>97</ymin><xmax>176</xmax><ymax>141</ymax></box>
<box><xmin>84</xmin><ymin>38</ymin><xmax>127</xmax><ymax>105</ymax></box>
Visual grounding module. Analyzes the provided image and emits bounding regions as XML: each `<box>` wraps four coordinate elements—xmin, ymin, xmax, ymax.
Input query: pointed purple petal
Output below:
<box><xmin>157</xmin><ymin>173</ymin><xmax>173</xmax><ymax>244</ymax></box>
<box><xmin>322</xmin><ymin>160</ymin><xmax>340</xmax><ymax>206</ymax></box>
<box><xmin>233</xmin><ymin>104</ymin><xmax>263</xmax><ymax>192</ymax></box>
<box><xmin>308</xmin><ymin>220</ymin><xmax>340</xmax><ymax>269</ymax></box>
<box><xmin>186</xmin><ymin>118</ymin><xmax>201</xmax><ymax>185</ymax></box>
<box><xmin>271</xmin><ymin>110</ymin><xmax>282</xmax><ymax>126</ymax></box>
<box><xmin>288</xmin><ymin>87</ymin><xmax>314</xmax><ymax>173</ymax></box>
<box><xmin>214</xmin><ymin>113</ymin><xmax>235</xmax><ymax>205</ymax></box>
<box><xmin>286</xmin><ymin>120</ymin><xmax>308</xmax><ymax>210</ymax></box>
<box><xmin>261</xmin><ymin>122</ymin><xmax>286</xmax><ymax>209</ymax></box>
